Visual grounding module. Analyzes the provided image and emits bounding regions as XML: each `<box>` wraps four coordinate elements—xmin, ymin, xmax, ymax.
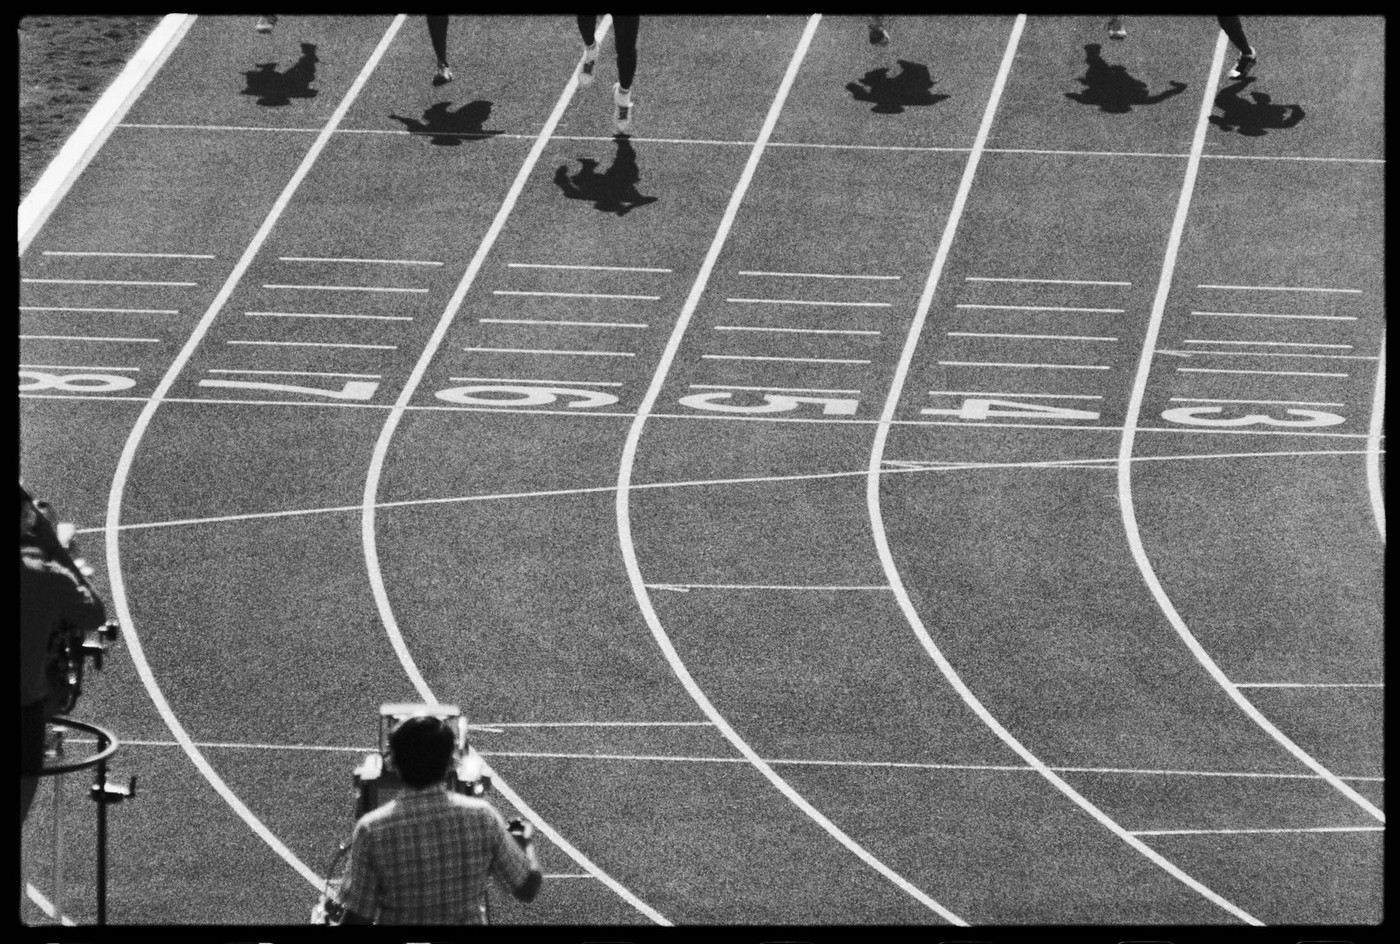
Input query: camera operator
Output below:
<box><xmin>20</xmin><ymin>489</ymin><xmax>108</xmax><ymax>825</ymax></box>
<box><xmin>337</xmin><ymin>714</ymin><xmax>543</xmax><ymax>924</ymax></box>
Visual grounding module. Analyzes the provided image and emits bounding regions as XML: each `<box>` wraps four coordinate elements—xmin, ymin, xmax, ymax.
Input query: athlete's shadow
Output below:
<box><xmin>389</xmin><ymin>101</ymin><xmax>502</xmax><ymax>145</ymax></box>
<box><xmin>242</xmin><ymin>42</ymin><xmax>319</xmax><ymax>107</ymax></box>
<box><xmin>847</xmin><ymin>60</ymin><xmax>949</xmax><ymax>114</ymax></box>
<box><xmin>554</xmin><ymin>135</ymin><xmax>658</xmax><ymax>216</ymax></box>
<box><xmin>1065</xmin><ymin>43</ymin><xmax>1186</xmax><ymax>113</ymax></box>
<box><xmin>1210</xmin><ymin>78</ymin><xmax>1305</xmax><ymax>137</ymax></box>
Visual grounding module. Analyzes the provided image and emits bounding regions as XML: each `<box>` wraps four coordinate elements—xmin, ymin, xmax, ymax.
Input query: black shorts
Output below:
<box><xmin>21</xmin><ymin>699</ymin><xmax>47</xmax><ymax>776</ymax></box>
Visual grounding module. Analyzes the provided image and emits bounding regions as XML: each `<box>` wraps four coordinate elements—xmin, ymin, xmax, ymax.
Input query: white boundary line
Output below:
<box><xmin>355</xmin><ymin>17</ymin><xmax>669</xmax><ymax>927</ymax></box>
<box><xmin>865</xmin><ymin>20</ymin><xmax>1260</xmax><ymax>926</ymax></box>
<box><xmin>101</xmin><ymin>15</ymin><xmax>410</xmax><ymax>894</ymax></box>
<box><xmin>1366</xmin><ymin>333</ymin><xmax>1386</xmax><ymax>541</ymax></box>
<box><xmin>612</xmin><ymin>14</ymin><xmax>962</xmax><ymax>925</ymax></box>
<box><xmin>1115</xmin><ymin>34</ymin><xmax>1385</xmax><ymax>829</ymax></box>
<box><xmin>19</xmin><ymin>14</ymin><xmax>194</xmax><ymax>255</ymax></box>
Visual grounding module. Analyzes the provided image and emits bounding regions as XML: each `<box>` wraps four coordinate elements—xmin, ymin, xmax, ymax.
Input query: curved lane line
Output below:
<box><xmin>1366</xmin><ymin>333</ymin><xmax>1385</xmax><ymax>540</ymax></box>
<box><xmin>612</xmin><ymin>15</ymin><xmax>965</xmax><ymax>925</ymax></box>
<box><xmin>865</xmin><ymin>21</ymin><xmax>1262</xmax><ymax>925</ymax></box>
<box><xmin>1117</xmin><ymin>33</ymin><xmax>1385</xmax><ymax>825</ymax></box>
<box><xmin>355</xmin><ymin>18</ymin><xmax>671</xmax><ymax>927</ymax></box>
<box><xmin>103</xmin><ymin>16</ymin><xmax>410</xmax><ymax>893</ymax></box>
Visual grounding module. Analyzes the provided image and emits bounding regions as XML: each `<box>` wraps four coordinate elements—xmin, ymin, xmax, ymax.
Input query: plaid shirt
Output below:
<box><xmin>339</xmin><ymin>785</ymin><xmax>534</xmax><ymax>925</ymax></box>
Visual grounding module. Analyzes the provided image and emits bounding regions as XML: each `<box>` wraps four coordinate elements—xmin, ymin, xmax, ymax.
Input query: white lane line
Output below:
<box><xmin>955</xmin><ymin>303</ymin><xmax>1125</xmax><ymax>313</ymax></box>
<box><xmin>1191</xmin><ymin>310</ymin><xmax>1358</xmax><ymax>321</ymax></box>
<box><xmin>1234</xmin><ymin>683</ymin><xmax>1382</xmax><ymax>689</ymax></box>
<box><xmin>613</xmin><ymin>14</ymin><xmax>962</xmax><ymax>925</ymax></box>
<box><xmin>1199</xmin><ymin>284</ymin><xmax>1362</xmax><ymax>294</ymax></box>
<box><xmin>246</xmin><ymin>310</ymin><xmax>414</xmax><ymax>321</ymax></box>
<box><xmin>1205</xmin><ymin>154</ymin><xmax>1386</xmax><ymax>164</ymax></box>
<box><xmin>737</xmin><ymin>270</ymin><xmax>901</xmax><ymax>281</ymax></box>
<box><xmin>937</xmin><ymin>360</ymin><xmax>1110</xmax><ymax>370</ymax></box>
<box><xmin>448</xmin><ymin>375</ymin><xmax>622</xmax><ymax>386</ymax></box>
<box><xmin>988</xmin><ymin>146</ymin><xmax>1185</xmax><ymax>159</ymax></box>
<box><xmin>930</xmin><ymin>390</ymin><xmax>1102</xmax><ymax>399</ymax></box>
<box><xmin>227</xmin><ymin>340</ymin><xmax>397</xmax><ymax>350</ymax></box>
<box><xmin>263</xmin><ymin>283</ymin><xmax>427</xmax><ymax>293</ymax></box>
<box><xmin>41</xmin><ymin>249</ymin><xmax>214</xmax><ymax>259</ymax></box>
<box><xmin>647</xmin><ymin>583</ymin><xmax>891</xmax><ymax>591</ymax></box>
<box><xmin>1117</xmin><ymin>34</ymin><xmax>1385</xmax><ymax>829</ymax></box>
<box><xmin>714</xmin><ymin>325</ymin><xmax>880</xmax><ymax>336</ymax></box>
<box><xmin>1162</xmin><ymin>349</ymin><xmax>1375</xmax><ymax>361</ymax></box>
<box><xmin>101</xmin><ymin>14</ymin><xmax>410</xmax><ymax>896</ymax></box>
<box><xmin>208</xmin><ymin>368</ymin><xmax>382</xmax><ymax>378</ymax></box>
<box><xmin>21</xmin><ymin>334</ymin><xmax>161</xmax><ymax>343</ymax></box>
<box><xmin>493</xmin><ymin>289</ymin><xmax>660</xmax><ymax>300</ymax></box>
<box><xmin>24</xmin><ymin>884</ymin><xmax>78</xmax><ymax>927</ymax></box>
<box><xmin>480</xmin><ymin>318</ymin><xmax>648</xmax><ymax>329</ymax></box>
<box><xmin>19</xmin><ymin>14</ymin><xmax>193</xmax><ymax>255</ymax></box>
<box><xmin>509</xmin><ymin>262</ymin><xmax>672</xmax><ymax>273</ymax></box>
<box><xmin>1170</xmin><ymin>397</ymin><xmax>1345</xmax><ymax>407</ymax></box>
<box><xmin>22</xmin><ymin>277</ymin><xmax>196</xmax><ymax>286</ymax></box>
<box><xmin>21</xmin><ymin>305</ymin><xmax>179</xmax><ymax>314</ymax></box>
<box><xmin>488</xmin><ymin>721</ymin><xmax>714</xmax><ymax>727</ymax></box>
<box><xmin>1184</xmin><ymin>339</ymin><xmax>1352</xmax><ymax>349</ymax></box>
<box><xmin>702</xmin><ymin>354</ymin><xmax>871</xmax><ymax>364</ymax></box>
<box><xmin>948</xmin><ymin>331</ymin><xmax>1118</xmax><ymax>342</ymax></box>
<box><xmin>1367</xmin><ymin>333</ymin><xmax>1386</xmax><ymax>541</ymax></box>
<box><xmin>357</xmin><ymin>16</ymin><xmax>669</xmax><ymax>927</ymax></box>
<box><xmin>1176</xmin><ymin>367</ymin><xmax>1347</xmax><ymax>377</ymax></box>
<box><xmin>1132</xmin><ymin>827</ymin><xmax>1383</xmax><ymax>837</ymax></box>
<box><xmin>725</xmin><ymin>297</ymin><xmax>892</xmax><ymax>307</ymax></box>
<box><xmin>466</xmin><ymin>346</ymin><xmax>634</xmax><ymax>357</ymax></box>
<box><xmin>20</xmin><ymin>363</ymin><xmax>141</xmax><ymax>371</ymax></box>
<box><xmin>80</xmin><ymin>447</ymin><xmax>1382</xmax><ymax>537</ymax></box>
<box><xmin>279</xmin><ymin>255</ymin><xmax>442</xmax><ymax>266</ymax></box>
<box><xmin>868</xmin><ymin>20</ymin><xmax>1260</xmax><ymax>926</ymax></box>
<box><xmin>965</xmin><ymin>277</ymin><xmax>1130</xmax><ymax>286</ymax></box>
<box><xmin>690</xmin><ymin>383</ymin><xmax>860</xmax><ymax>394</ymax></box>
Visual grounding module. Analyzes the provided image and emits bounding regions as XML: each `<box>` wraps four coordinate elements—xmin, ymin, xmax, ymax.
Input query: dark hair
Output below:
<box><xmin>389</xmin><ymin>715</ymin><xmax>456</xmax><ymax>789</ymax></box>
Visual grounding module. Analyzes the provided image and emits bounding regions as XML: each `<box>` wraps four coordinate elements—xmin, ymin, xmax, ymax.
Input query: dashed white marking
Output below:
<box><xmin>1162</xmin><ymin>349</ymin><xmax>1375</xmax><ymax>361</ymax></box>
<box><xmin>702</xmin><ymin>354</ymin><xmax>871</xmax><ymax>364</ymax></box>
<box><xmin>466</xmin><ymin>346</ymin><xmax>634</xmax><ymax>357</ymax></box>
<box><xmin>208</xmin><ymin>368</ymin><xmax>382</xmax><ymax>378</ymax></box>
<box><xmin>929</xmin><ymin>390</ymin><xmax>1102</xmax><ymax>399</ymax></box>
<box><xmin>714</xmin><ymin>325</ymin><xmax>879</xmax><ymax>336</ymax></box>
<box><xmin>20</xmin><ymin>333</ymin><xmax>160</xmax><ymax>343</ymax></box>
<box><xmin>956</xmin><ymin>303</ymin><xmax>1125</xmax><ymax>313</ymax></box>
<box><xmin>965</xmin><ymin>277</ymin><xmax>1130</xmax><ymax>286</ymax></box>
<box><xmin>22</xmin><ymin>277</ymin><xmax>195</xmax><ymax>286</ymax></box>
<box><xmin>1132</xmin><ymin>827</ymin><xmax>1383</xmax><ymax>837</ymax></box>
<box><xmin>1367</xmin><ymin>333</ymin><xmax>1386</xmax><ymax>541</ymax></box>
<box><xmin>1169</xmin><ymin>397</ymin><xmax>1345</xmax><ymax>407</ymax></box>
<box><xmin>1184</xmin><ymin>339</ymin><xmax>1352</xmax><ymax>349</ymax></box>
<box><xmin>989</xmin><ymin>146</ymin><xmax>1185</xmax><ymax>159</ymax></box>
<box><xmin>480</xmin><ymin>317</ymin><xmax>648</xmax><ymax>328</ymax></box>
<box><xmin>246</xmin><ymin>310</ymin><xmax>413</xmax><ymax>321</ymax></box>
<box><xmin>21</xmin><ymin>363</ymin><xmax>141</xmax><ymax>371</ymax></box>
<box><xmin>1198</xmin><ymin>284</ymin><xmax>1362</xmax><ymax>294</ymax></box>
<box><xmin>20</xmin><ymin>305</ymin><xmax>179</xmax><ymax>314</ymax></box>
<box><xmin>647</xmin><ymin>582</ymin><xmax>891</xmax><ymax>591</ymax></box>
<box><xmin>938</xmin><ymin>360</ymin><xmax>1109</xmax><ymax>370</ymax></box>
<box><xmin>278</xmin><ymin>256</ymin><xmax>442</xmax><ymax>266</ymax></box>
<box><xmin>948</xmin><ymin>331</ymin><xmax>1118</xmax><ymax>342</ymax></box>
<box><xmin>690</xmin><ymin>383</ymin><xmax>860</xmax><ymax>394</ymax></box>
<box><xmin>1176</xmin><ymin>367</ymin><xmax>1347</xmax><ymax>377</ymax></box>
<box><xmin>1191</xmin><ymin>310</ymin><xmax>1358</xmax><ymax>321</ymax></box>
<box><xmin>1234</xmin><ymin>683</ymin><xmax>1382</xmax><ymax>689</ymax></box>
<box><xmin>508</xmin><ymin>262</ymin><xmax>672</xmax><ymax>273</ymax></box>
<box><xmin>226</xmin><ymin>339</ymin><xmax>397</xmax><ymax>350</ymax></box>
<box><xmin>493</xmin><ymin>289</ymin><xmax>660</xmax><ymax>300</ymax></box>
<box><xmin>738</xmin><ymin>270</ymin><xmax>901</xmax><ymax>281</ymax></box>
<box><xmin>448</xmin><ymin>375</ymin><xmax>622</xmax><ymax>386</ymax></box>
<box><xmin>725</xmin><ymin>297</ymin><xmax>891</xmax><ymax>307</ymax></box>
<box><xmin>263</xmin><ymin>283</ymin><xmax>427</xmax><ymax>293</ymax></box>
<box><xmin>41</xmin><ymin>250</ymin><xmax>214</xmax><ymax>259</ymax></box>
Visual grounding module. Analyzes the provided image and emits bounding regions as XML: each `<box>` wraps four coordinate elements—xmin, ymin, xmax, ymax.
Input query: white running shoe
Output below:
<box><xmin>613</xmin><ymin>82</ymin><xmax>632</xmax><ymax>133</ymax></box>
<box><xmin>255</xmin><ymin>15</ymin><xmax>277</xmax><ymax>34</ymax></box>
<box><xmin>1106</xmin><ymin>17</ymin><xmax>1126</xmax><ymax>40</ymax></box>
<box><xmin>579</xmin><ymin>42</ymin><xmax>598</xmax><ymax>87</ymax></box>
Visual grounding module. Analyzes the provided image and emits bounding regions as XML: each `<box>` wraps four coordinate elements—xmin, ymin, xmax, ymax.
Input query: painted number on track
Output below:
<box><xmin>20</xmin><ymin>370</ymin><xmax>137</xmax><ymax>394</ymax></box>
<box><xmin>678</xmin><ymin>392</ymin><xmax>859</xmax><ymax>416</ymax></box>
<box><xmin>1160</xmin><ymin>406</ymin><xmax>1346</xmax><ymax>428</ymax></box>
<box><xmin>922</xmin><ymin>397</ymin><xmax>1101</xmax><ymax>422</ymax></box>
<box><xmin>199</xmin><ymin>378</ymin><xmax>380</xmax><ymax>400</ymax></box>
<box><xmin>435</xmin><ymin>385</ymin><xmax>619</xmax><ymax>409</ymax></box>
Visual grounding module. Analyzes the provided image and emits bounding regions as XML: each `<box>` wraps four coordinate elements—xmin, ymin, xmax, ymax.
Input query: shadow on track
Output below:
<box><xmin>846</xmin><ymin>59</ymin><xmax>949</xmax><ymax>114</ymax></box>
<box><xmin>553</xmin><ymin>135</ymin><xmax>657</xmax><ymax>216</ymax></box>
<box><xmin>242</xmin><ymin>42</ymin><xmax>319</xmax><ymax>107</ymax></box>
<box><xmin>1210</xmin><ymin>77</ymin><xmax>1305</xmax><ymax>136</ymax></box>
<box><xmin>389</xmin><ymin>101</ymin><xmax>503</xmax><ymax>145</ymax></box>
<box><xmin>1065</xmin><ymin>42</ymin><xmax>1186</xmax><ymax>113</ymax></box>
